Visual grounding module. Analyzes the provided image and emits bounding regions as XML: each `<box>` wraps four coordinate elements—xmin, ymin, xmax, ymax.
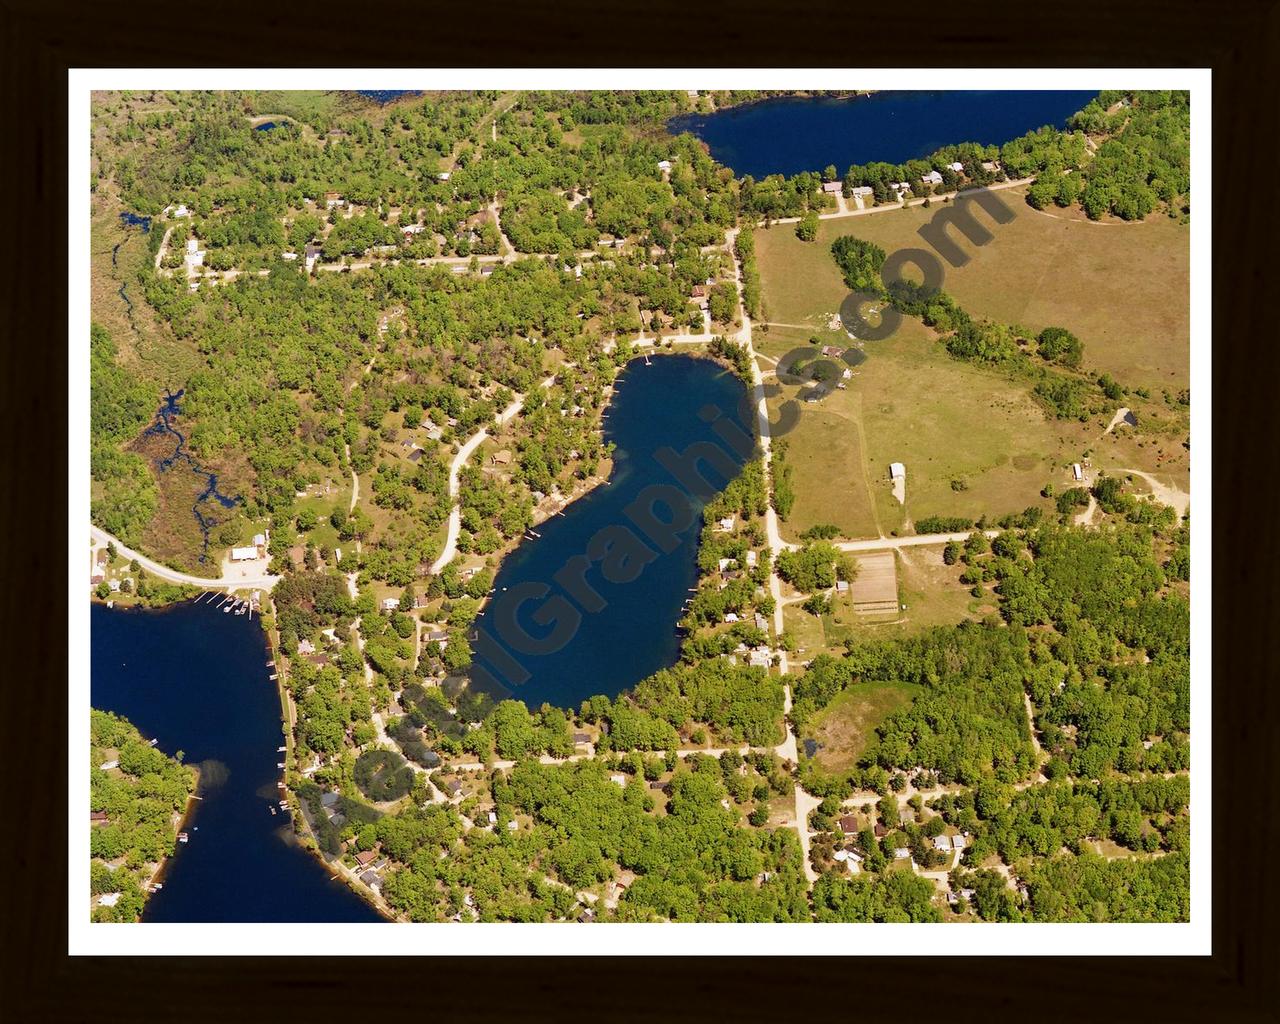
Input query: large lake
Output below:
<box><xmin>668</xmin><ymin>90</ymin><xmax>1097</xmax><ymax>179</ymax></box>
<box><xmin>91</xmin><ymin>601</ymin><xmax>382</xmax><ymax>922</ymax></box>
<box><xmin>468</xmin><ymin>354</ymin><xmax>752</xmax><ymax>710</ymax></box>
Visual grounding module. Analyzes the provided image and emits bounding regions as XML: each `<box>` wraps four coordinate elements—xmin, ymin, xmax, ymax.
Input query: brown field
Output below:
<box><xmin>90</xmin><ymin>196</ymin><xmax>202</xmax><ymax>388</ymax></box>
<box><xmin>755</xmin><ymin>185</ymin><xmax>1191</xmax><ymax>394</ymax></box>
<box><xmin>758</xmin><ymin>324</ymin><xmax>1074</xmax><ymax>540</ymax></box>
<box><xmin>753</xmin><ymin>189</ymin><xmax>1193</xmax><ymax>535</ymax></box>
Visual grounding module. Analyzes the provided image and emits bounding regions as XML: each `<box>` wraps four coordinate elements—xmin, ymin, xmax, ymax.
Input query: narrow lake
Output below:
<box><xmin>91</xmin><ymin>601</ymin><xmax>382</xmax><ymax>922</ymax></box>
<box><xmin>468</xmin><ymin>354</ymin><xmax>752</xmax><ymax>710</ymax></box>
<box><xmin>668</xmin><ymin>90</ymin><xmax>1097</xmax><ymax>179</ymax></box>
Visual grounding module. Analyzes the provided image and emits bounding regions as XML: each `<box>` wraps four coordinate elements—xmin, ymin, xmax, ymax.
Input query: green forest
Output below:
<box><xmin>89</xmin><ymin>709</ymin><xmax>197</xmax><ymax>922</ymax></box>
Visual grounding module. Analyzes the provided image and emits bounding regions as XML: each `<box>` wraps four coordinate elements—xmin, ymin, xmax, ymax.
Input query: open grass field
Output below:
<box><xmin>758</xmin><ymin>324</ymin><xmax>1072</xmax><ymax>541</ymax></box>
<box><xmin>801</xmin><ymin>681</ymin><xmax>922</xmax><ymax>775</ymax></box>
<box><xmin>754</xmin><ymin>185</ymin><xmax>1191</xmax><ymax>394</ymax></box>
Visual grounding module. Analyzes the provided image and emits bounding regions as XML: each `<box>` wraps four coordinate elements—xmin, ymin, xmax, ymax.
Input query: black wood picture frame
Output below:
<box><xmin>3</xmin><ymin>1</ymin><xmax>1275</xmax><ymax>1018</ymax></box>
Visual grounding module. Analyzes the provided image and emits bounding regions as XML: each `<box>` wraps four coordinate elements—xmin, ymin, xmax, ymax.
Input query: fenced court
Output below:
<box><xmin>850</xmin><ymin>550</ymin><xmax>898</xmax><ymax>613</ymax></box>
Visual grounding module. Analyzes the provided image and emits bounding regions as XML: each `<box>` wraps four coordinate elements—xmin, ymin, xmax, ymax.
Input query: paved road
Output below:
<box><xmin>89</xmin><ymin>525</ymin><xmax>280</xmax><ymax>591</ymax></box>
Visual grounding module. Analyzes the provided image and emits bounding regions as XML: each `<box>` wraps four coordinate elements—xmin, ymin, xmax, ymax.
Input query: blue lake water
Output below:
<box><xmin>668</xmin><ymin>90</ymin><xmax>1097</xmax><ymax>179</ymax></box>
<box><xmin>469</xmin><ymin>354</ymin><xmax>753</xmax><ymax>710</ymax></box>
<box><xmin>91</xmin><ymin>600</ymin><xmax>383</xmax><ymax>922</ymax></box>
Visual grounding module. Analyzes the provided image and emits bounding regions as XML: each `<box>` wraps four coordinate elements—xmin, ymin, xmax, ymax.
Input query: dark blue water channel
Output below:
<box><xmin>469</xmin><ymin>354</ymin><xmax>753</xmax><ymax>710</ymax></box>
<box><xmin>145</xmin><ymin>390</ymin><xmax>241</xmax><ymax>562</ymax></box>
<box><xmin>668</xmin><ymin>90</ymin><xmax>1097</xmax><ymax>179</ymax></box>
<box><xmin>91</xmin><ymin>600</ymin><xmax>382</xmax><ymax>921</ymax></box>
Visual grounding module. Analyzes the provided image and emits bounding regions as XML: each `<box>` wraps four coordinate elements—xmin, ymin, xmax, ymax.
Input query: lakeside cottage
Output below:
<box><xmin>921</xmin><ymin>170</ymin><xmax>943</xmax><ymax>186</ymax></box>
<box><xmin>849</xmin><ymin>185</ymin><xmax>874</xmax><ymax>198</ymax></box>
<box><xmin>822</xmin><ymin>181</ymin><xmax>843</xmax><ymax>195</ymax></box>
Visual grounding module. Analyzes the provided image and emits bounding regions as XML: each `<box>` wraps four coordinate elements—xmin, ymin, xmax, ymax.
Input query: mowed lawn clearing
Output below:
<box><xmin>802</xmin><ymin>681</ymin><xmax>922</xmax><ymax>776</ymax></box>
<box><xmin>755</xmin><ymin>186</ymin><xmax>1190</xmax><ymax>394</ymax></box>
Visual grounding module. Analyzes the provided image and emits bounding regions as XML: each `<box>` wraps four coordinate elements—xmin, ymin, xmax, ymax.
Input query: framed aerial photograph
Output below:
<box><xmin>64</xmin><ymin>69</ymin><xmax>1212</xmax><ymax>961</ymax></box>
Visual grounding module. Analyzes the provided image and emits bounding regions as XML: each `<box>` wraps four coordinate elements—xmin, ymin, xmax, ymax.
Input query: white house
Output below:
<box><xmin>893</xmin><ymin>181</ymin><xmax>911</xmax><ymax>192</ymax></box>
<box><xmin>230</xmin><ymin>546</ymin><xmax>259</xmax><ymax>562</ymax></box>
<box><xmin>921</xmin><ymin>170</ymin><xmax>943</xmax><ymax>186</ymax></box>
<box><xmin>947</xmin><ymin>161</ymin><xmax>965</xmax><ymax>173</ymax></box>
<box><xmin>172</xmin><ymin>203</ymin><xmax>189</xmax><ymax>218</ymax></box>
<box><xmin>657</xmin><ymin>159</ymin><xmax>673</xmax><ymax>173</ymax></box>
<box><xmin>849</xmin><ymin>185</ymin><xmax>874</xmax><ymax>198</ymax></box>
<box><xmin>822</xmin><ymin>181</ymin><xmax>843</xmax><ymax>195</ymax></box>
<box><xmin>933</xmin><ymin>834</ymin><xmax>953</xmax><ymax>851</ymax></box>
<box><xmin>437</xmin><ymin>172</ymin><xmax>451</xmax><ymax>182</ymax></box>
<box><xmin>716</xmin><ymin>515</ymin><xmax>736</xmax><ymax>532</ymax></box>
<box><xmin>97</xmin><ymin>892</ymin><xmax>122</xmax><ymax>907</ymax></box>
<box><xmin>1072</xmin><ymin>463</ymin><xmax>1084</xmax><ymax>481</ymax></box>
<box><xmin>889</xmin><ymin>462</ymin><xmax>906</xmax><ymax>480</ymax></box>
<box><xmin>281</xmin><ymin>251</ymin><xmax>298</xmax><ymax>261</ymax></box>
<box><xmin>381</xmin><ymin>597</ymin><xmax>399</xmax><ymax>612</ymax></box>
